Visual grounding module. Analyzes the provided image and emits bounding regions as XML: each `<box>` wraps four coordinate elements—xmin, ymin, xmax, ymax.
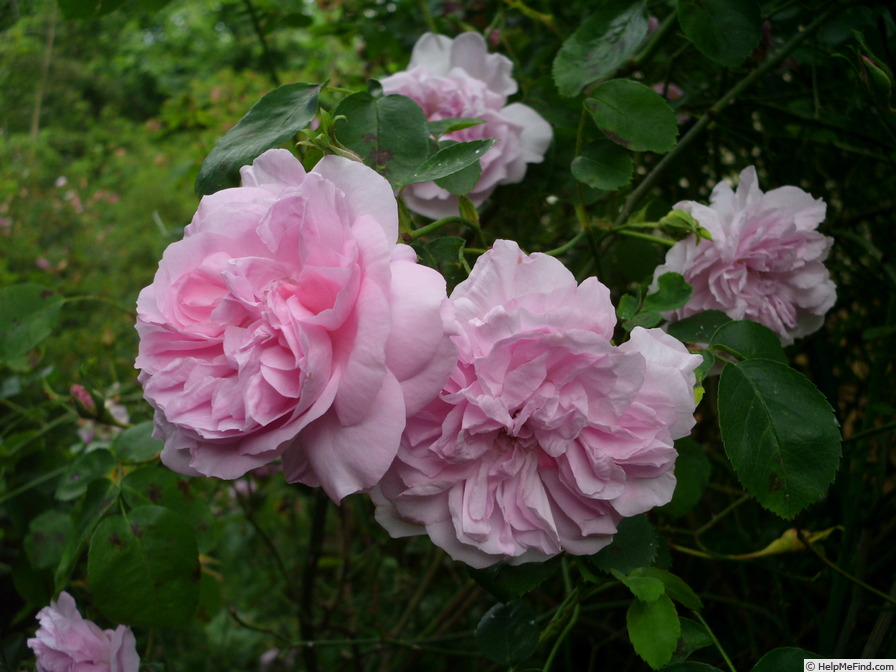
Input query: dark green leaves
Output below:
<box><xmin>469</xmin><ymin>557</ymin><xmax>561</xmax><ymax>602</ymax></box>
<box><xmin>111</xmin><ymin>421</ymin><xmax>163</xmax><ymax>463</ymax></box>
<box><xmin>474</xmin><ymin>601</ymin><xmax>539</xmax><ymax>666</ymax></box>
<box><xmin>88</xmin><ymin>505</ymin><xmax>200</xmax><ymax>626</ymax></box>
<box><xmin>571</xmin><ymin>140</ymin><xmax>634</xmax><ymax>191</ymax></box>
<box><xmin>718</xmin><ymin>359</ymin><xmax>841</xmax><ymax>518</ymax></box>
<box><xmin>195</xmin><ymin>83</ymin><xmax>322</xmax><ymax>196</ymax></box>
<box><xmin>333</xmin><ymin>89</ymin><xmax>430</xmax><ymax>188</ymax></box>
<box><xmin>588</xmin><ymin>515</ymin><xmax>659</xmax><ymax>573</ymax></box>
<box><xmin>0</xmin><ymin>284</ymin><xmax>64</xmax><ymax>368</ymax></box>
<box><xmin>676</xmin><ymin>0</ymin><xmax>762</xmax><ymax>67</ymax></box>
<box><xmin>334</xmin><ymin>89</ymin><xmax>493</xmax><ymax>191</ymax></box>
<box><xmin>586</xmin><ymin>80</ymin><xmax>678</xmax><ymax>153</ymax></box>
<box><xmin>553</xmin><ymin>0</ymin><xmax>649</xmax><ymax>97</ymax></box>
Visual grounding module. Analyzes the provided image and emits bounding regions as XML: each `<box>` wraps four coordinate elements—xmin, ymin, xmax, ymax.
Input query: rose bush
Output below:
<box><xmin>27</xmin><ymin>592</ymin><xmax>140</xmax><ymax>672</ymax></box>
<box><xmin>380</xmin><ymin>32</ymin><xmax>552</xmax><ymax>220</ymax></box>
<box><xmin>372</xmin><ymin>240</ymin><xmax>702</xmax><ymax>567</ymax></box>
<box><xmin>136</xmin><ymin>149</ymin><xmax>456</xmax><ymax>501</ymax></box>
<box><xmin>652</xmin><ymin>166</ymin><xmax>837</xmax><ymax>344</ymax></box>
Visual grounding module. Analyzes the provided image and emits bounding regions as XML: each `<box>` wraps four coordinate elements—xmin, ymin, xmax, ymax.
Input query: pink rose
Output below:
<box><xmin>372</xmin><ymin>240</ymin><xmax>701</xmax><ymax>567</ymax></box>
<box><xmin>380</xmin><ymin>32</ymin><xmax>552</xmax><ymax>220</ymax></box>
<box><xmin>27</xmin><ymin>592</ymin><xmax>140</xmax><ymax>672</ymax></box>
<box><xmin>653</xmin><ymin>166</ymin><xmax>836</xmax><ymax>345</ymax></box>
<box><xmin>136</xmin><ymin>149</ymin><xmax>456</xmax><ymax>501</ymax></box>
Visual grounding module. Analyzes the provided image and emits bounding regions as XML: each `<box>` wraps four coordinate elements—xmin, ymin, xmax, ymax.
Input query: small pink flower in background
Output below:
<box><xmin>54</xmin><ymin>176</ymin><xmax>68</xmax><ymax>188</ymax></box>
<box><xmin>652</xmin><ymin>166</ymin><xmax>836</xmax><ymax>345</ymax></box>
<box><xmin>136</xmin><ymin>149</ymin><xmax>456</xmax><ymax>502</ymax></box>
<box><xmin>372</xmin><ymin>240</ymin><xmax>701</xmax><ymax>568</ymax></box>
<box><xmin>36</xmin><ymin>257</ymin><xmax>53</xmax><ymax>270</ymax></box>
<box><xmin>380</xmin><ymin>32</ymin><xmax>552</xmax><ymax>220</ymax></box>
<box><xmin>651</xmin><ymin>82</ymin><xmax>690</xmax><ymax>123</ymax></box>
<box><xmin>27</xmin><ymin>592</ymin><xmax>140</xmax><ymax>672</ymax></box>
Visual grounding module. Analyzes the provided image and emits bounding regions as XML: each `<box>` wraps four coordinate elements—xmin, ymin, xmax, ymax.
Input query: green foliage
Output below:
<box><xmin>718</xmin><ymin>359</ymin><xmax>842</xmax><ymax>518</ymax></box>
<box><xmin>195</xmin><ymin>82</ymin><xmax>322</xmax><ymax>195</ymax></box>
<box><xmin>87</xmin><ymin>505</ymin><xmax>200</xmax><ymax>626</ymax></box>
<box><xmin>586</xmin><ymin>79</ymin><xmax>679</xmax><ymax>153</ymax></box>
<box><xmin>2</xmin><ymin>0</ymin><xmax>895</xmax><ymax>670</ymax></box>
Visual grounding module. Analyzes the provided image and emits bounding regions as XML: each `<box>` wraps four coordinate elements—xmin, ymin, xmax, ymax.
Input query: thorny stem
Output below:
<box><xmin>613</xmin><ymin>0</ymin><xmax>847</xmax><ymax>229</ymax></box>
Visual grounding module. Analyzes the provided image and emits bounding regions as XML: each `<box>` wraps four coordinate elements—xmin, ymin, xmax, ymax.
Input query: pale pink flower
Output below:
<box><xmin>652</xmin><ymin>166</ymin><xmax>836</xmax><ymax>345</ymax></box>
<box><xmin>27</xmin><ymin>592</ymin><xmax>140</xmax><ymax>672</ymax></box>
<box><xmin>380</xmin><ymin>32</ymin><xmax>552</xmax><ymax>220</ymax></box>
<box><xmin>372</xmin><ymin>240</ymin><xmax>701</xmax><ymax>568</ymax></box>
<box><xmin>136</xmin><ymin>149</ymin><xmax>456</xmax><ymax>501</ymax></box>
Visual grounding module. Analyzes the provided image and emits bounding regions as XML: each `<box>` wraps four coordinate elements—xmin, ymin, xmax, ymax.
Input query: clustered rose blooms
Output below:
<box><xmin>372</xmin><ymin>240</ymin><xmax>702</xmax><ymax>568</ymax></box>
<box><xmin>380</xmin><ymin>32</ymin><xmax>552</xmax><ymax>220</ymax></box>
<box><xmin>136</xmin><ymin>149</ymin><xmax>455</xmax><ymax>501</ymax></box>
<box><xmin>28</xmin><ymin>592</ymin><xmax>140</xmax><ymax>672</ymax></box>
<box><xmin>653</xmin><ymin>166</ymin><xmax>836</xmax><ymax>345</ymax></box>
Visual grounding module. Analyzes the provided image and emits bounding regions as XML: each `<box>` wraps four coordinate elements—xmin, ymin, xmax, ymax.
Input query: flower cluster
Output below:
<box><xmin>28</xmin><ymin>592</ymin><xmax>139</xmax><ymax>672</ymax></box>
<box><xmin>653</xmin><ymin>166</ymin><xmax>836</xmax><ymax>344</ymax></box>
<box><xmin>380</xmin><ymin>32</ymin><xmax>552</xmax><ymax>220</ymax></box>
<box><xmin>135</xmin><ymin>33</ymin><xmax>837</xmax><ymax>571</ymax></box>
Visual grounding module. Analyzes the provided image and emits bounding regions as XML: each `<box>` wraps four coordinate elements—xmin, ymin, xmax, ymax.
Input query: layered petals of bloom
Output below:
<box><xmin>372</xmin><ymin>240</ymin><xmax>702</xmax><ymax>567</ymax></box>
<box><xmin>27</xmin><ymin>592</ymin><xmax>140</xmax><ymax>672</ymax></box>
<box><xmin>136</xmin><ymin>149</ymin><xmax>456</xmax><ymax>501</ymax></box>
<box><xmin>653</xmin><ymin>166</ymin><xmax>836</xmax><ymax>345</ymax></box>
<box><xmin>380</xmin><ymin>32</ymin><xmax>552</xmax><ymax>220</ymax></box>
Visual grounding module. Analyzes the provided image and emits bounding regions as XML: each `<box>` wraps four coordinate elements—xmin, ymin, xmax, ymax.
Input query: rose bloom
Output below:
<box><xmin>372</xmin><ymin>240</ymin><xmax>701</xmax><ymax>568</ymax></box>
<box><xmin>136</xmin><ymin>149</ymin><xmax>455</xmax><ymax>501</ymax></box>
<box><xmin>380</xmin><ymin>32</ymin><xmax>552</xmax><ymax>220</ymax></box>
<box><xmin>653</xmin><ymin>166</ymin><xmax>836</xmax><ymax>345</ymax></box>
<box><xmin>27</xmin><ymin>592</ymin><xmax>140</xmax><ymax>672</ymax></box>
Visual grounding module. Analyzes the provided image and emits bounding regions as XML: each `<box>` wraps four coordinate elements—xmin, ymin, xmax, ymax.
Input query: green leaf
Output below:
<box><xmin>55</xmin><ymin>478</ymin><xmax>119</xmax><ymax>591</ymax></box>
<box><xmin>644</xmin><ymin>273</ymin><xmax>692</xmax><ymax>313</ymax></box>
<box><xmin>666</xmin><ymin>310</ymin><xmax>732</xmax><ymax>344</ymax></box>
<box><xmin>671</xmin><ymin>618</ymin><xmax>714</xmax><ymax>663</ymax></box>
<box><xmin>427</xmin><ymin>117</ymin><xmax>485</xmax><ymax>137</ymax></box>
<box><xmin>412</xmin><ymin>237</ymin><xmax>469</xmax><ymax>292</ymax></box>
<box><xmin>626</xmin><ymin>594</ymin><xmax>680</xmax><ymax>669</ymax></box>
<box><xmin>751</xmin><ymin>647</ymin><xmax>821</xmax><ymax>672</ymax></box>
<box><xmin>718</xmin><ymin>360</ymin><xmax>842</xmax><ymax>519</ymax></box>
<box><xmin>588</xmin><ymin>514</ymin><xmax>658</xmax><ymax>573</ymax></box>
<box><xmin>434</xmin><ymin>160</ymin><xmax>482</xmax><ymax>196</ymax></box>
<box><xmin>468</xmin><ymin>557</ymin><xmax>561</xmax><ymax>602</ymax></box>
<box><xmin>676</xmin><ymin>0</ymin><xmax>762</xmax><ymax>68</ymax></box>
<box><xmin>333</xmin><ymin>91</ymin><xmax>430</xmax><ymax>189</ymax></box>
<box><xmin>195</xmin><ymin>82</ymin><xmax>322</xmax><ymax>196</ymax></box>
<box><xmin>25</xmin><ymin>510</ymin><xmax>71</xmax><ymax>570</ymax></box>
<box><xmin>553</xmin><ymin>0</ymin><xmax>649</xmax><ymax>97</ymax></box>
<box><xmin>88</xmin><ymin>505</ymin><xmax>200</xmax><ymax>627</ymax></box>
<box><xmin>612</xmin><ymin>569</ymin><xmax>666</xmax><ymax>603</ymax></box>
<box><xmin>121</xmin><ymin>466</ymin><xmax>218</xmax><ymax>553</ymax></box>
<box><xmin>474</xmin><ymin>601</ymin><xmax>539</xmax><ymax>666</ymax></box>
<box><xmin>111</xmin><ymin>421</ymin><xmax>163</xmax><ymax>463</ymax></box>
<box><xmin>406</xmin><ymin>139</ymin><xmax>495</xmax><ymax>187</ymax></box>
<box><xmin>616</xmin><ymin>293</ymin><xmax>640</xmax><ymax>321</ymax></box>
<box><xmin>629</xmin><ymin>568</ymin><xmax>703</xmax><ymax>610</ymax></box>
<box><xmin>586</xmin><ymin>80</ymin><xmax>679</xmax><ymax>153</ymax></box>
<box><xmin>0</xmin><ymin>284</ymin><xmax>64</xmax><ymax>368</ymax></box>
<box><xmin>659</xmin><ymin>438</ymin><xmax>710</xmax><ymax>518</ymax></box>
<box><xmin>571</xmin><ymin>140</ymin><xmax>633</xmax><ymax>191</ymax></box>
<box><xmin>55</xmin><ymin>450</ymin><xmax>114</xmax><ymax>501</ymax></box>
<box><xmin>710</xmin><ymin>320</ymin><xmax>787</xmax><ymax>363</ymax></box>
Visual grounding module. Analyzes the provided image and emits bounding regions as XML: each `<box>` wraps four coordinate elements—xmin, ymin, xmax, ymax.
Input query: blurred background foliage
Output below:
<box><xmin>1</xmin><ymin>0</ymin><xmax>895</xmax><ymax>670</ymax></box>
